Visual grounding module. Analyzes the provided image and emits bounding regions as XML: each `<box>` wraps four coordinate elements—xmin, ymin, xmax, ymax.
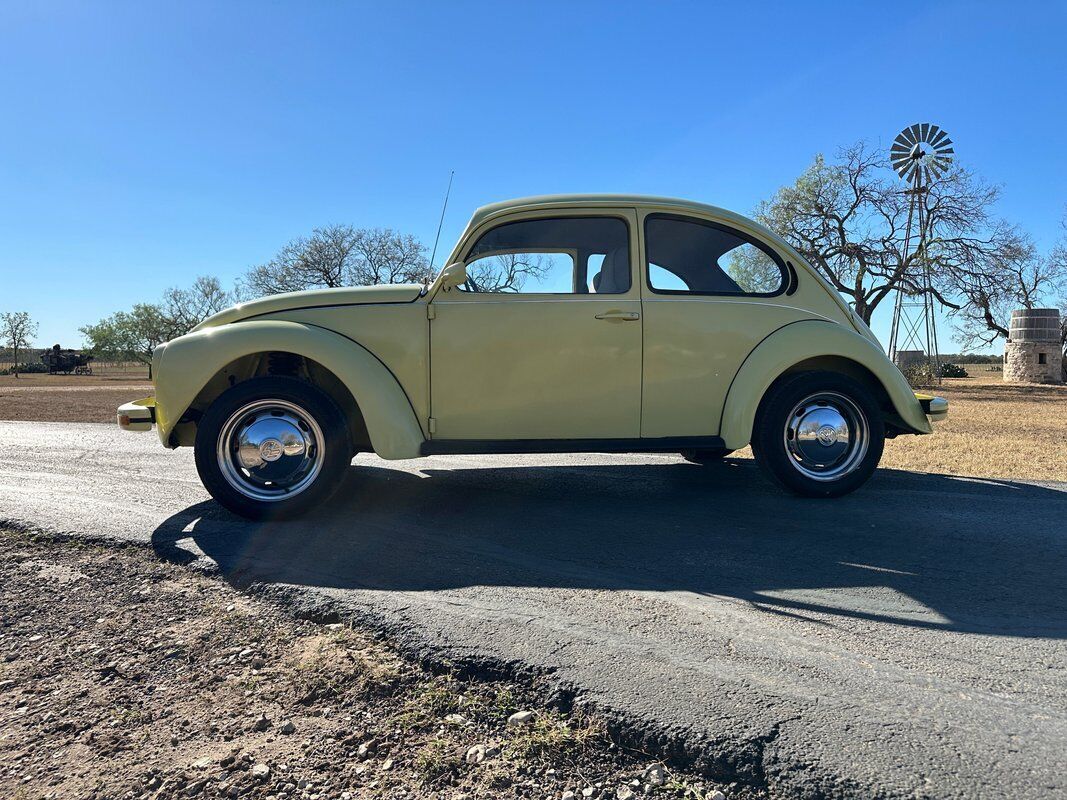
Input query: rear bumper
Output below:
<box><xmin>117</xmin><ymin>397</ymin><xmax>156</xmax><ymax>432</ymax></box>
<box><xmin>915</xmin><ymin>393</ymin><xmax>948</xmax><ymax>423</ymax></box>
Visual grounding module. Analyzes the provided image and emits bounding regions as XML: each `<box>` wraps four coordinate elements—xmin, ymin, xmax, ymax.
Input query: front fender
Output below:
<box><xmin>155</xmin><ymin>321</ymin><xmax>425</xmax><ymax>459</ymax></box>
<box><xmin>719</xmin><ymin>320</ymin><xmax>931</xmax><ymax>451</ymax></box>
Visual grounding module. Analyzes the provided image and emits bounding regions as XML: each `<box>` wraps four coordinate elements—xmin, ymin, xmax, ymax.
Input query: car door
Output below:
<box><xmin>639</xmin><ymin>211</ymin><xmax>817</xmax><ymax>438</ymax></box>
<box><xmin>428</xmin><ymin>211</ymin><xmax>642</xmax><ymax>441</ymax></box>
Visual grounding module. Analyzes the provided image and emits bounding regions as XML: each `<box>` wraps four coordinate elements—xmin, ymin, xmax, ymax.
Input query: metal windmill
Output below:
<box><xmin>886</xmin><ymin>123</ymin><xmax>954</xmax><ymax>383</ymax></box>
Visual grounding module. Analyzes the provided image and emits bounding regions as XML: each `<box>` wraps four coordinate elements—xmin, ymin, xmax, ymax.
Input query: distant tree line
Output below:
<box><xmin>79</xmin><ymin>276</ymin><xmax>233</xmax><ymax>379</ymax></box>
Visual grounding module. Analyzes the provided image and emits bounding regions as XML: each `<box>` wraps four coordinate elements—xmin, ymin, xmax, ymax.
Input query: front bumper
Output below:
<box><xmin>915</xmin><ymin>393</ymin><xmax>949</xmax><ymax>423</ymax></box>
<box><xmin>117</xmin><ymin>397</ymin><xmax>156</xmax><ymax>432</ymax></box>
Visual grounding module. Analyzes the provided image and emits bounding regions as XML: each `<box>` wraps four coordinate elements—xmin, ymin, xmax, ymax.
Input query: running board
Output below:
<box><xmin>420</xmin><ymin>436</ymin><xmax>726</xmax><ymax>456</ymax></box>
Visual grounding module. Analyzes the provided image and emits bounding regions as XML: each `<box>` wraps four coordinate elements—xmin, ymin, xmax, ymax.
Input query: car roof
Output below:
<box><xmin>470</xmin><ymin>194</ymin><xmax>753</xmax><ymax>229</ymax></box>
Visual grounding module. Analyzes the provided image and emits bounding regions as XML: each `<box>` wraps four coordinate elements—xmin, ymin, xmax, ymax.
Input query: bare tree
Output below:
<box><xmin>465</xmin><ymin>253</ymin><xmax>551</xmax><ymax>293</ymax></box>
<box><xmin>351</xmin><ymin>228</ymin><xmax>432</xmax><ymax>285</ymax></box>
<box><xmin>162</xmin><ymin>275</ymin><xmax>233</xmax><ymax>333</ymax></box>
<box><xmin>1</xmin><ymin>311</ymin><xmax>38</xmax><ymax>378</ymax></box>
<box><xmin>756</xmin><ymin>142</ymin><xmax>1029</xmax><ymax>328</ymax></box>
<box><xmin>239</xmin><ymin>225</ymin><xmax>429</xmax><ymax>298</ymax></box>
<box><xmin>951</xmin><ymin>209</ymin><xmax>1067</xmax><ymax>353</ymax></box>
<box><xmin>950</xmin><ymin>236</ymin><xmax>1061</xmax><ymax>348</ymax></box>
<box><xmin>1051</xmin><ymin>214</ymin><xmax>1067</xmax><ymax>373</ymax></box>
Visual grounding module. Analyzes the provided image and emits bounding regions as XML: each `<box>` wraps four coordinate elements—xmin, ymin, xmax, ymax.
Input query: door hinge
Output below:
<box><xmin>428</xmin><ymin>417</ymin><xmax>437</xmax><ymax>434</ymax></box>
<box><xmin>426</xmin><ymin>304</ymin><xmax>436</xmax><ymax>320</ymax></box>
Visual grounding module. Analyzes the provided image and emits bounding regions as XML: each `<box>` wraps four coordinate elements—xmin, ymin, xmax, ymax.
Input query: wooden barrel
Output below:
<box><xmin>1009</xmin><ymin>308</ymin><xmax>1060</xmax><ymax>342</ymax></box>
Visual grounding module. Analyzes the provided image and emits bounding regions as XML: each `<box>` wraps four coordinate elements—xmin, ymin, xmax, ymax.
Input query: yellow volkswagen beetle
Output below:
<box><xmin>118</xmin><ymin>195</ymin><xmax>947</xmax><ymax>519</ymax></box>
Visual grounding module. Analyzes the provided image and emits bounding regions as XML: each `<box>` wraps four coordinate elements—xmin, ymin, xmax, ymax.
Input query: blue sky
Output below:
<box><xmin>2</xmin><ymin>1</ymin><xmax>1065</xmax><ymax>351</ymax></box>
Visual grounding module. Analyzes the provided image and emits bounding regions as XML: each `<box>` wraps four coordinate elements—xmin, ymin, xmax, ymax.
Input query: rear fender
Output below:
<box><xmin>155</xmin><ymin>321</ymin><xmax>425</xmax><ymax>459</ymax></box>
<box><xmin>719</xmin><ymin>320</ymin><xmax>931</xmax><ymax>450</ymax></box>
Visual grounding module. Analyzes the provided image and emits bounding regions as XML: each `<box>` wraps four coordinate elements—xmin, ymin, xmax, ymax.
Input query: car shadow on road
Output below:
<box><xmin>151</xmin><ymin>458</ymin><xmax>1067</xmax><ymax>639</ymax></box>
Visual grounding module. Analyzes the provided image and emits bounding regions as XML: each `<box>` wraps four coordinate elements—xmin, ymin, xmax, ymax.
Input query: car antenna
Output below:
<box><xmin>426</xmin><ymin>170</ymin><xmax>455</xmax><ymax>287</ymax></box>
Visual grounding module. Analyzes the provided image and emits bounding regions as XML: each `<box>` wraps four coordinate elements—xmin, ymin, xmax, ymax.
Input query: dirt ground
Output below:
<box><xmin>0</xmin><ymin>374</ymin><xmax>152</xmax><ymax>424</ymax></box>
<box><xmin>1</xmin><ymin>368</ymin><xmax>1064</xmax><ymax>482</ymax></box>
<box><xmin>0</xmin><ymin>529</ymin><xmax>747</xmax><ymax>800</ymax></box>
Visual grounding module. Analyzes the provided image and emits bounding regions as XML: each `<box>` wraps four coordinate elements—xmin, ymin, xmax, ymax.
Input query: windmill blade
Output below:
<box><xmin>891</xmin><ymin>141</ymin><xmax>911</xmax><ymax>154</ymax></box>
<box><xmin>929</xmin><ymin>128</ymin><xmax>950</xmax><ymax>148</ymax></box>
<box><xmin>898</xmin><ymin>127</ymin><xmax>917</xmax><ymax>146</ymax></box>
<box><xmin>920</xmin><ymin>122</ymin><xmax>931</xmax><ymax>141</ymax></box>
<box><xmin>909</xmin><ymin>123</ymin><xmax>923</xmax><ymax>144</ymax></box>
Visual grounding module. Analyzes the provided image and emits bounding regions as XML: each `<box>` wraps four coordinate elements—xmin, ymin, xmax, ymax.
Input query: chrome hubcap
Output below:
<box><xmin>784</xmin><ymin>392</ymin><xmax>869</xmax><ymax>481</ymax></box>
<box><xmin>216</xmin><ymin>399</ymin><xmax>324</xmax><ymax>502</ymax></box>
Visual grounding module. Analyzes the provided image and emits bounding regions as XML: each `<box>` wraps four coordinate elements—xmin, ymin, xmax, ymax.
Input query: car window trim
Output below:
<box><xmin>643</xmin><ymin>212</ymin><xmax>789</xmax><ymax>299</ymax></box>
<box><xmin>460</xmin><ymin>213</ymin><xmax>635</xmax><ymax>298</ymax></box>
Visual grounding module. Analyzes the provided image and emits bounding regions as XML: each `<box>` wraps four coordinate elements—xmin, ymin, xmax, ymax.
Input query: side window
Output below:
<box><xmin>462</xmin><ymin>217</ymin><xmax>630</xmax><ymax>294</ymax></box>
<box><xmin>645</xmin><ymin>215</ymin><xmax>786</xmax><ymax>296</ymax></box>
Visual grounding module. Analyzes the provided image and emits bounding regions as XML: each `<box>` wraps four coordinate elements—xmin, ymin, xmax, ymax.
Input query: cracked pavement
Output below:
<box><xmin>3</xmin><ymin>420</ymin><xmax>1066</xmax><ymax>798</ymax></box>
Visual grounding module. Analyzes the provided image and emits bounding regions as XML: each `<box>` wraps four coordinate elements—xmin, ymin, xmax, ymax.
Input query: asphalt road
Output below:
<box><xmin>3</xmin><ymin>421</ymin><xmax>1066</xmax><ymax>799</ymax></box>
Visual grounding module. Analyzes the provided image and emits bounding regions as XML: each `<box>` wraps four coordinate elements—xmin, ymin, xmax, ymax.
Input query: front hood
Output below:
<box><xmin>193</xmin><ymin>284</ymin><xmax>424</xmax><ymax>331</ymax></box>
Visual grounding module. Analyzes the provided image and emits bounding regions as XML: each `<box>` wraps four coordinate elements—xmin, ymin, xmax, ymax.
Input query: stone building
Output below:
<box><xmin>1003</xmin><ymin>308</ymin><xmax>1063</xmax><ymax>384</ymax></box>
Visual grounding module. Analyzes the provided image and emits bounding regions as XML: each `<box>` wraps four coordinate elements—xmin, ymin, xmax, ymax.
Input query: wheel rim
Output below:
<box><xmin>783</xmin><ymin>391</ymin><xmax>869</xmax><ymax>482</ymax></box>
<box><xmin>216</xmin><ymin>399</ymin><xmax>325</xmax><ymax>502</ymax></box>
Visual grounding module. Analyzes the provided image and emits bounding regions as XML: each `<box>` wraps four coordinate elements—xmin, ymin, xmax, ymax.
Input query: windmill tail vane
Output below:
<box><xmin>887</xmin><ymin>123</ymin><xmax>954</xmax><ymax>384</ymax></box>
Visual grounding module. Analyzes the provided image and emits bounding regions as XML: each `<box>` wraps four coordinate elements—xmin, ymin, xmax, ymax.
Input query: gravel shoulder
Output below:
<box><xmin>0</xmin><ymin>529</ymin><xmax>742</xmax><ymax>800</ymax></box>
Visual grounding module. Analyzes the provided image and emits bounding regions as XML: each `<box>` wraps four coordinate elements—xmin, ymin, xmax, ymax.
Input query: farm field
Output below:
<box><xmin>1</xmin><ymin>364</ymin><xmax>1063</xmax><ymax>481</ymax></box>
<box><xmin>0</xmin><ymin>370</ymin><xmax>152</xmax><ymax>424</ymax></box>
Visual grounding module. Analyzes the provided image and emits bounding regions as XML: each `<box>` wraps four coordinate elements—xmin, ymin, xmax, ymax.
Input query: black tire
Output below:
<box><xmin>194</xmin><ymin>377</ymin><xmax>351</xmax><ymax>520</ymax></box>
<box><xmin>751</xmin><ymin>371</ymin><xmax>884</xmax><ymax>498</ymax></box>
<box><xmin>680</xmin><ymin>448</ymin><xmax>733</xmax><ymax>465</ymax></box>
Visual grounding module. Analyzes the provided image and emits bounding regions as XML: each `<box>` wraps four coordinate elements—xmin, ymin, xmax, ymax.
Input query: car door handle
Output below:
<box><xmin>594</xmin><ymin>311</ymin><xmax>640</xmax><ymax>321</ymax></box>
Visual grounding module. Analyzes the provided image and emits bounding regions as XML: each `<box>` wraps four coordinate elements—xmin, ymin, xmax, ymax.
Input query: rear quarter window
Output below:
<box><xmin>645</xmin><ymin>214</ymin><xmax>786</xmax><ymax>296</ymax></box>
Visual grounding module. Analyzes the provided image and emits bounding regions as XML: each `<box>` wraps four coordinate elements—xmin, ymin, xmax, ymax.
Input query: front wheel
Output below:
<box><xmin>194</xmin><ymin>377</ymin><xmax>352</xmax><ymax>520</ymax></box>
<box><xmin>751</xmin><ymin>371</ymin><xmax>884</xmax><ymax>498</ymax></box>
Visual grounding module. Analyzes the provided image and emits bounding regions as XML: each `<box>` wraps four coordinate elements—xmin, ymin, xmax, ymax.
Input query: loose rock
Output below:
<box><xmin>507</xmin><ymin>710</ymin><xmax>536</xmax><ymax>726</ymax></box>
<box><xmin>251</xmin><ymin>763</ymin><xmax>270</xmax><ymax>780</ymax></box>
<box><xmin>644</xmin><ymin>764</ymin><xmax>667</xmax><ymax>787</ymax></box>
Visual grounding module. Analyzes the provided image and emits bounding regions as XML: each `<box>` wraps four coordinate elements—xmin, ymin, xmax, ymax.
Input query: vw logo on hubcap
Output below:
<box><xmin>816</xmin><ymin>425</ymin><xmax>839</xmax><ymax>446</ymax></box>
<box><xmin>259</xmin><ymin>438</ymin><xmax>285</xmax><ymax>462</ymax></box>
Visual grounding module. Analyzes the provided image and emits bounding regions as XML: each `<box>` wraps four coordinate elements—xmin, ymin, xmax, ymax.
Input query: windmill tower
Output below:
<box><xmin>886</xmin><ymin>123</ymin><xmax>954</xmax><ymax>384</ymax></box>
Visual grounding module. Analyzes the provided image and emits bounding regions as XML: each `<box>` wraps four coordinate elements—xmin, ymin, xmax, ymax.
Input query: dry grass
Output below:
<box><xmin>880</xmin><ymin>371</ymin><xmax>1067</xmax><ymax>482</ymax></box>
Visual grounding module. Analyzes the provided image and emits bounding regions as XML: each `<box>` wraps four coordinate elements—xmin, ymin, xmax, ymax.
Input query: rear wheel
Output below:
<box><xmin>194</xmin><ymin>377</ymin><xmax>351</xmax><ymax>520</ymax></box>
<box><xmin>751</xmin><ymin>371</ymin><xmax>884</xmax><ymax>497</ymax></box>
